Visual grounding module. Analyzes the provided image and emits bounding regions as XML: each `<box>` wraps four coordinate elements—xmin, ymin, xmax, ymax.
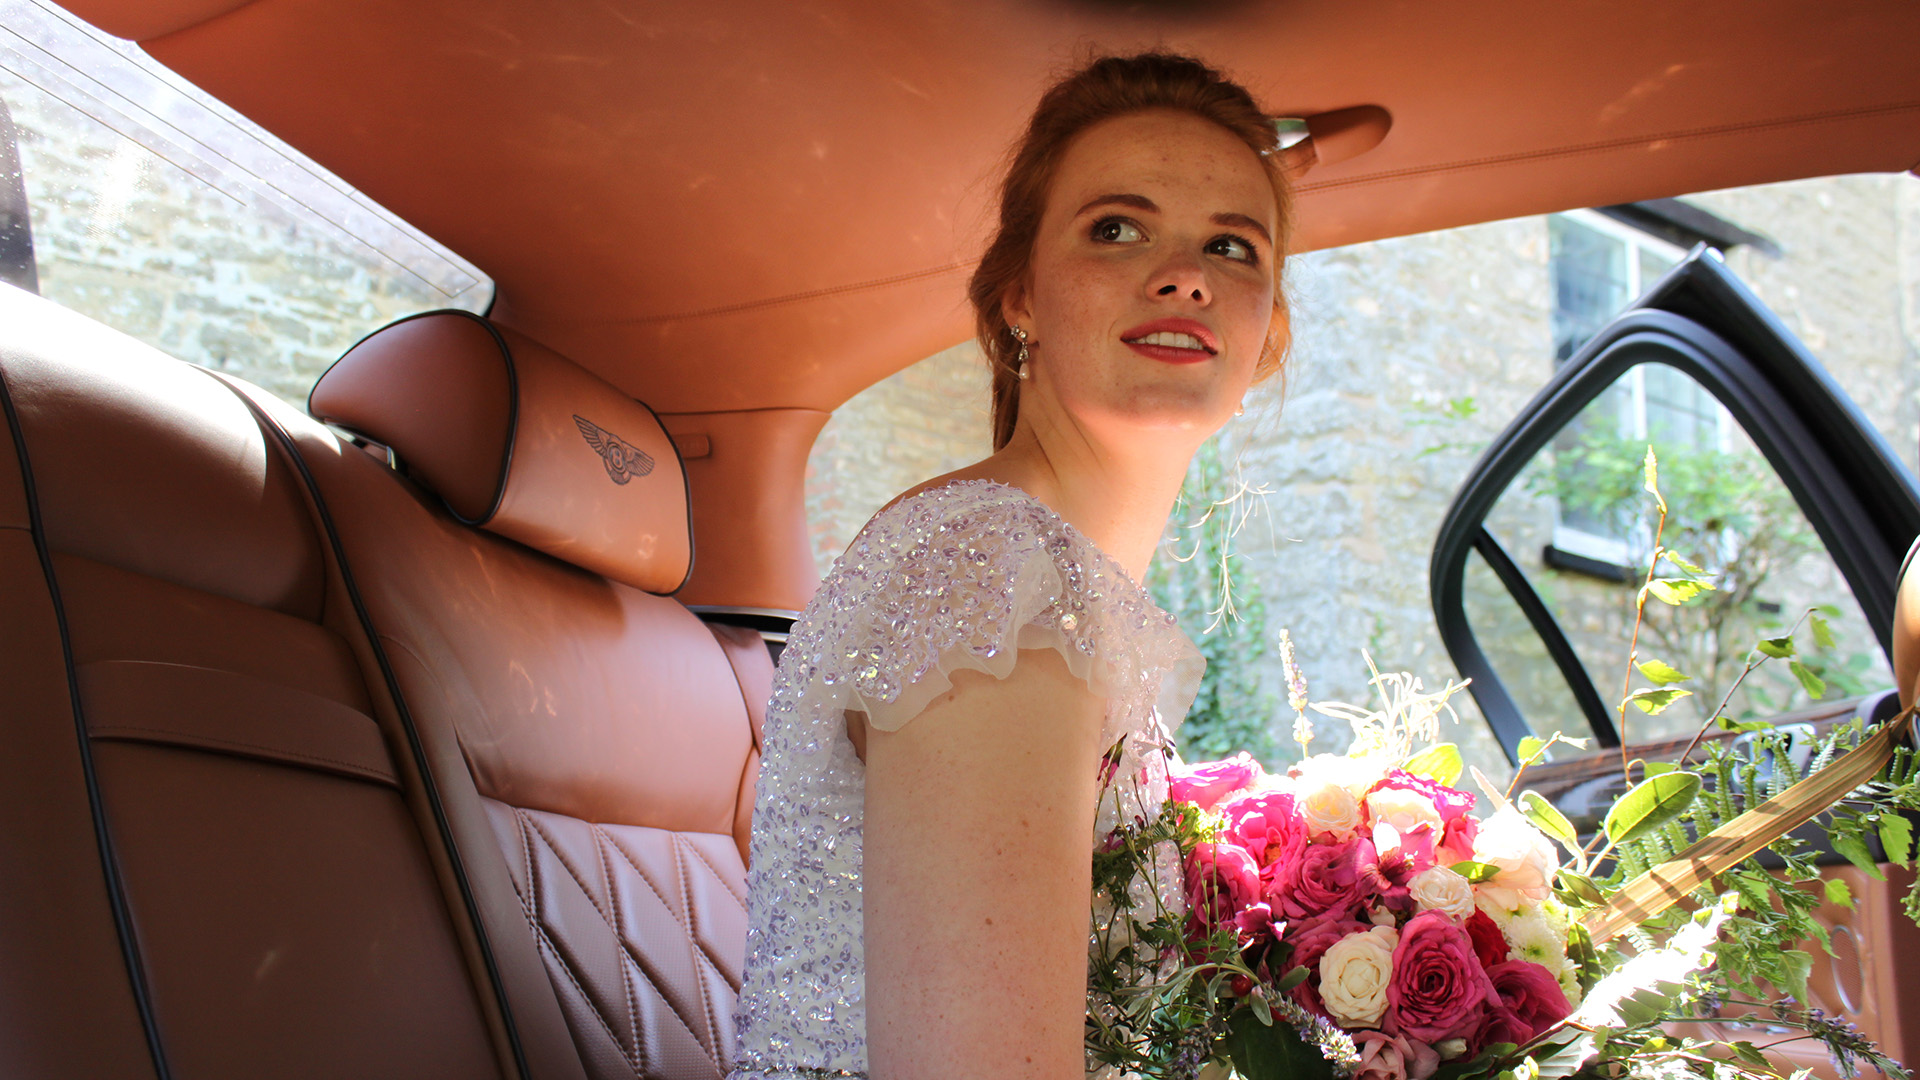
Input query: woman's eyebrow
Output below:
<box><xmin>1212</xmin><ymin>211</ymin><xmax>1272</xmax><ymax>245</ymax></box>
<box><xmin>1074</xmin><ymin>193</ymin><xmax>1158</xmax><ymax>217</ymax></box>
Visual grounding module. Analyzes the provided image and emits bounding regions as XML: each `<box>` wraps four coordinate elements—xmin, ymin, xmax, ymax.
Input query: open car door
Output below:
<box><xmin>1429</xmin><ymin>249</ymin><xmax>1920</xmax><ymax>1077</ymax></box>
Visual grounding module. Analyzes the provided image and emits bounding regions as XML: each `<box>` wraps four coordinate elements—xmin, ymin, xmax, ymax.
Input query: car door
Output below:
<box><xmin>1429</xmin><ymin>246</ymin><xmax>1920</xmax><ymax>1079</ymax></box>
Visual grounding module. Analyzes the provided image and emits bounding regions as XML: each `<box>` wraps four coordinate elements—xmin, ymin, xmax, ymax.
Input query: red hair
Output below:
<box><xmin>968</xmin><ymin>52</ymin><xmax>1295</xmax><ymax>450</ymax></box>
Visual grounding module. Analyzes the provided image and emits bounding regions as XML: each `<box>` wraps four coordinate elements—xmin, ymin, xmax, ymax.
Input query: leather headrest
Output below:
<box><xmin>309</xmin><ymin>310</ymin><xmax>691</xmax><ymax>594</ymax></box>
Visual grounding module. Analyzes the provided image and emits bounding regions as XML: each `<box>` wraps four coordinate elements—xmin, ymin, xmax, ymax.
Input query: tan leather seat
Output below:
<box><xmin>0</xmin><ymin>288</ymin><xmax>768</xmax><ymax>1080</ymax></box>
<box><xmin>0</xmin><ymin>283</ymin><xmax>502</xmax><ymax>1078</ymax></box>
<box><xmin>287</xmin><ymin>309</ymin><xmax>768</xmax><ymax>1080</ymax></box>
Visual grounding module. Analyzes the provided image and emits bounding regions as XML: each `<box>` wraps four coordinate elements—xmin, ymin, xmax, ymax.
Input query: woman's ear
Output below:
<box><xmin>999</xmin><ymin>282</ymin><xmax>1033</xmax><ymax>336</ymax></box>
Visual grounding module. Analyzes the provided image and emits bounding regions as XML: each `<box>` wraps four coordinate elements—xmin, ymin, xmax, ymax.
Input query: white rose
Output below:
<box><xmin>1294</xmin><ymin>753</ymin><xmax>1381</xmax><ymax>798</ymax></box>
<box><xmin>1299</xmin><ymin>780</ymin><xmax>1362</xmax><ymax>840</ymax></box>
<box><xmin>1408</xmin><ymin>866</ymin><xmax>1476</xmax><ymax>920</ymax></box>
<box><xmin>1366</xmin><ymin>787</ymin><xmax>1445</xmax><ymax>839</ymax></box>
<box><xmin>1436</xmin><ymin>1039</ymin><xmax>1470</xmax><ymax>1061</ymax></box>
<box><xmin>1472</xmin><ymin>808</ymin><xmax>1559</xmax><ymax>909</ymax></box>
<box><xmin>1318</xmin><ymin>925</ymin><xmax>1399</xmax><ymax>1029</ymax></box>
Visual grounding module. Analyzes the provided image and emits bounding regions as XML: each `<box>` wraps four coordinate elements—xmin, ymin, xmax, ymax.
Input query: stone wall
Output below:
<box><xmin>803</xmin><ymin>175</ymin><xmax>1920</xmax><ymax>788</ymax></box>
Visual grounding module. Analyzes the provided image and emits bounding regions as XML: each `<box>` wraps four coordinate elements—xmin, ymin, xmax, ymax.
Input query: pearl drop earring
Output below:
<box><xmin>1009</xmin><ymin>324</ymin><xmax>1031</xmax><ymax>381</ymax></box>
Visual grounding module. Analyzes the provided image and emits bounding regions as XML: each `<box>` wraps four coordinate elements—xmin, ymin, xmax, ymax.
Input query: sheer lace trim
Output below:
<box><xmin>800</xmin><ymin>479</ymin><xmax>1203</xmax><ymax>735</ymax></box>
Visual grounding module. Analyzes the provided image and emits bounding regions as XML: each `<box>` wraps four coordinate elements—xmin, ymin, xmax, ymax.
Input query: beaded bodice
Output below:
<box><xmin>727</xmin><ymin>480</ymin><xmax>1204</xmax><ymax>1080</ymax></box>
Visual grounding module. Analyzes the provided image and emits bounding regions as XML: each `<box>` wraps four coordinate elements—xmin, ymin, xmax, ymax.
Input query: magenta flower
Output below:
<box><xmin>1221</xmin><ymin>787</ymin><xmax>1309</xmax><ymax>870</ymax></box>
<box><xmin>1277</xmin><ymin>838</ymin><xmax>1378</xmax><ymax>923</ymax></box>
<box><xmin>1169</xmin><ymin>752</ymin><xmax>1264</xmax><ymax>811</ymax></box>
<box><xmin>1185</xmin><ymin>841</ymin><xmax>1262</xmax><ymax>934</ymax></box>
<box><xmin>1385</xmin><ymin>911</ymin><xmax>1496</xmax><ymax>1043</ymax></box>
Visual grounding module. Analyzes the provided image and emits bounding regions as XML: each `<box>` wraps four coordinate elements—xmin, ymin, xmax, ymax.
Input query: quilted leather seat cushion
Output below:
<box><xmin>485</xmin><ymin>799</ymin><xmax>748</xmax><ymax>1080</ymax></box>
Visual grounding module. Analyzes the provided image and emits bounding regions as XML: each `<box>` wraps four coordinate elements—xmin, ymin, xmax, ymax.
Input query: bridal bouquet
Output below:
<box><xmin>1089</xmin><ymin>448</ymin><xmax>1920</xmax><ymax>1080</ymax></box>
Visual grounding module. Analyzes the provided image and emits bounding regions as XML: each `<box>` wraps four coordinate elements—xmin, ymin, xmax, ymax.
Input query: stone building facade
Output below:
<box><xmin>804</xmin><ymin>174</ymin><xmax>1920</xmax><ymax>785</ymax></box>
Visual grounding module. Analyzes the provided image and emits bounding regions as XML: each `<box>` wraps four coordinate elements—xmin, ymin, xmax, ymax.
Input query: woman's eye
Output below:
<box><xmin>1207</xmin><ymin>235</ymin><xmax>1258</xmax><ymax>264</ymax></box>
<box><xmin>1091</xmin><ymin>217</ymin><xmax>1144</xmax><ymax>244</ymax></box>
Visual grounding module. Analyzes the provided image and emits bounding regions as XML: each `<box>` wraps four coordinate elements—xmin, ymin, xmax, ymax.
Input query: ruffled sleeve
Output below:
<box><xmin>794</xmin><ymin>482</ymin><xmax>1203</xmax><ymax>735</ymax></box>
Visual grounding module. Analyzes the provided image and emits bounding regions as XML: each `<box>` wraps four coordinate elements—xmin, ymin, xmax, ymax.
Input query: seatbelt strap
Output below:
<box><xmin>1582</xmin><ymin>711</ymin><xmax>1913</xmax><ymax>944</ymax></box>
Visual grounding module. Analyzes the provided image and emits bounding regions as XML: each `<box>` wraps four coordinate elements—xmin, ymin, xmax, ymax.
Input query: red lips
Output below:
<box><xmin>1120</xmin><ymin>317</ymin><xmax>1219</xmax><ymax>364</ymax></box>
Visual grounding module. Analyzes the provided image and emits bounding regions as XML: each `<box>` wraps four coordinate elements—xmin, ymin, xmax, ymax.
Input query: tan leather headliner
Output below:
<box><xmin>61</xmin><ymin>0</ymin><xmax>1920</xmax><ymax>417</ymax></box>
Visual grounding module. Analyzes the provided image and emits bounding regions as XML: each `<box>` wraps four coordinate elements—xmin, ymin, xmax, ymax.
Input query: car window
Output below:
<box><xmin>0</xmin><ymin>0</ymin><xmax>492</xmax><ymax>405</ymax></box>
<box><xmin>1468</xmin><ymin>356</ymin><xmax>1894</xmax><ymax>748</ymax></box>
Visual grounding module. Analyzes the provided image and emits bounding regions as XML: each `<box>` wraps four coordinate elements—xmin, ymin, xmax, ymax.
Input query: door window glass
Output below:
<box><xmin>1468</xmin><ymin>361</ymin><xmax>1892</xmax><ymax>746</ymax></box>
<box><xmin>0</xmin><ymin>0</ymin><xmax>492</xmax><ymax>404</ymax></box>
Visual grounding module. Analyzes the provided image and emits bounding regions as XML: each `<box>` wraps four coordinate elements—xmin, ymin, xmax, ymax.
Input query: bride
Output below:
<box><xmin>729</xmin><ymin>52</ymin><xmax>1294</xmax><ymax>1080</ymax></box>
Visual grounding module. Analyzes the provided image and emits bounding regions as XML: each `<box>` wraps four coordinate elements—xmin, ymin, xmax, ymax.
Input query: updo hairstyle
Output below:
<box><xmin>968</xmin><ymin>52</ymin><xmax>1296</xmax><ymax>450</ymax></box>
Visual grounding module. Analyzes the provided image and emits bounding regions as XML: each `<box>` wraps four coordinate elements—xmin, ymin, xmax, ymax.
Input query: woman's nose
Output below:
<box><xmin>1148</xmin><ymin>256</ymin><xmax>1210</xmax><ymax>305</ymax></box>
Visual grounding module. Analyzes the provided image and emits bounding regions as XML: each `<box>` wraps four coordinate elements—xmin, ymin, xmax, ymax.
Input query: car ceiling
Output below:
<box><xmin>59</xmin><ymin>0</ymin><xmax>1920</xmax><ymax>418</ymax></box>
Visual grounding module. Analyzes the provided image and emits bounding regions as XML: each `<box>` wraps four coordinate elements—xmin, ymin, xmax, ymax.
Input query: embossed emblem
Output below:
<box><xmin>573</xmin><ymin>414</ymin><xmax>655</xmax><ymax>484</ymax></box>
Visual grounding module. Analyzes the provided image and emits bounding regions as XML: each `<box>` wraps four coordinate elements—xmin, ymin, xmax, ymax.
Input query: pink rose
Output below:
<box><xmin>1385</xmin><ymin>911</ymin><xmax>1495</xmax><ymax>1043</ymax></box>
<box><xmin>1486</xmin><ymin>960</ymin><xmax>1572</xmax><ymax>1043</ymax></box>
<box><xmin>1436</xmin><ymin>814</ymin><xmax>1479</xmax><ymax>867</ymax></box>
<box><xmin>1185</xmin><ymin>841</ymin><xmax>1261</xmax><ymax>934</ymax></box>
<box><xmin>1221</xmin><ymin>789</ymin><xmax>1309</xmax><ymax>872</ymax></box>
<box><xmin>1285</xmin><ymin>916</ymin><xmax>1370</xmax><ymax>1016</ymax></box>
<box><xmin>1277</xmin><ymin>838</ymin><xmax>1377</xmax><ymax>923</ymax></box>
<box><xmin>1354</xmin><ymin>1030</ymin><xmax>1441</xmax><ymax>1080</ymax></box>
<box><xmin>1370</xmin><ymin>770</ymin><xmax>1476</xmax><ymax>823</ymax></box>
<box><xmin>1170</xmin><ymin>752</ymin><xmax>1264</xmax><ymax>811</ymax></box>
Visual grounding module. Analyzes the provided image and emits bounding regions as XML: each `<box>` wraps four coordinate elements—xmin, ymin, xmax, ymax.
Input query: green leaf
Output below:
<box><xmin>1521</xmin><ymin>790</ymin><xmax>1580</xmax><ymax>849</ymax></box>
<box><xmin>1555</xmin><ymin>871</ymin><xmax>1606</xmax><ymax>905</ymax></box>
<box><xmin>1732</xmin><ymin>1041</ymin><xmax>1771</xmax><ymax>1068</ymax></box>
<box><xmin>1662</xmin><ymin>551</ymin><xmax>1708</xmax><ymax>576</ymax></box>
<box><xmin>1757</xmin><ymin>636</ymin><xmax>1796</xmax><ymax>659</ymax></box>
<box><xmin>1716</xmin><ymin>715</ymin><xmax>1774</xmax><ymax>733</ymax></box>
<box><xmin>1224</xmin><ymin>1007</ymin><xmax>1333</xmax><ymax>1080</ymax></box>
<box><xmin>1626</xmin><ymin>686</ymin><xmax>1692</xmax><ymax>715</ymax></box>
<box><xmin>1451</xmin><ymin>860</ymin><xmax>1502</xmax><ymax>884</ymax></box>
<box><xmin>1811</xmin><ymin>613</ymin><xmax>1836</xmax><ymax>648</ymax></box>
<box><xmin>1637</xmin><ymin>659</ymin><xmax>1692</xmax><ymax>685</ymax></box>
<box><xmin>1778</xmin><ymin>949</ymin><xmax>1814</xmax><ymax>1003</ymax></box>
<box><xmin>1644</xmin><ymin>578</ymin><xmax>1713</xmax><ymax>605</ymax></box>
<box><xmin>1790</xmin><ymin>660</ymin><xmax>1828</xmax><ymax>699</ymax></box>
<box><xmin>1403</xmin><ymin>742</ymin><xmax>1465</xmax><ymax>786</ymax></box>
<box><xmin>1642</xmin><ymin>761</ymin><xmax>1679</xmax><ymax>775</ymax></box>
<box><xmin>1832</xmin><ymin>831</ymin><xmax>1886</xmax><ymax>880</ymax></box>
<box><xmin>1604</xmin><ymin>771</ymin><xmax>1702</xmax><ymax>846</ymax></box>
<box><xmin>1880</xmin><ymin>814</ymin><xmax>1914</xmax><ymax>868</ymax></box>
<box><xmin>1824</xmin><ymin>877</ymin><xmax>1855</xmax><ymax>910</ymax></box>
<box><xmin>1275</xmin><ymin>964</ymin><xmax>1310</xmax><ymax>993</ymax></box>
<box><xmin>1643</xmin><ymin>446</ymin><xmax>1665</xmax><ymax>513</ymax></box>
<box><xmin>1517</xmin><ymin>736</ymin><xmax>1547</xmax><ymax>763</ymax></box>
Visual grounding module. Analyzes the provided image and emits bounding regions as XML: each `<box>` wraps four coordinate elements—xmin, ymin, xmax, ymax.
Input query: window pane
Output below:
<box><xmin>1550</xmin><ymin>215</ymin><xmax>1629</xmax><ymax>362</ymax></box>
<box><xmin>1478</xmin><ymin>361</ymin><xmax>1891</xmax><ymax>745</ymax></box>
<box><xmin>0</xmin><ymin>2</ymin><xmax>492</xmax><ymax>405</ymax></box>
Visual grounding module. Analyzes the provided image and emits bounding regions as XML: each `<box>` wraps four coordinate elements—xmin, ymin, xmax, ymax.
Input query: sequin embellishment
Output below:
<box><xmin>727</xmin><ymin>480</ymin><xmax>1204</xmax><ymax>1079</ymax></box>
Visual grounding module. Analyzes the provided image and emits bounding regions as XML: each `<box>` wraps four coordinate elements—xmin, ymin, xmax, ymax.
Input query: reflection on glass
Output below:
<box><xmin>0</xmin><ymin>3</ymin><xmax>492</xmax><ymax>405</ymax></box>
<box><xmin>1478</xmin><ymin>362</ymin><xmax>1891</xmax><ymax>746</ymax></box>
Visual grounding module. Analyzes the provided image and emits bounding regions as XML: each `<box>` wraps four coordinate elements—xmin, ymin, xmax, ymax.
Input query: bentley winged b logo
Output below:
<box><xmin>573</xmin><ymin>414</ymin><xmax>655</xmax><ymax>485</ymax></box>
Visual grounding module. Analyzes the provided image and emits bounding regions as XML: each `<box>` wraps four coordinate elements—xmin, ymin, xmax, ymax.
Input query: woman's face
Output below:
<box><xmin>1005</xmin><ymin>108</ymin><xmax>1279</xmax><ymax>448</ymax></box>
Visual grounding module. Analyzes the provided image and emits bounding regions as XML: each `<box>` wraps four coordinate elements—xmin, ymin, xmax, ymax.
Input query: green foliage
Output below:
<box><xmin>1528</xmin><ymin>426</ymin><xmax>1874</xmax><ymax>723</ymax></box>
<box><xmin>1148</xmin><ymin>438</ymin><xmax>1283</xmax><ymax>763</ymax></box>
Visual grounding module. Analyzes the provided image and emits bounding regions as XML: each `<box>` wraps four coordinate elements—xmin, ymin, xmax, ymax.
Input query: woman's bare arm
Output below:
<box><xmin>863</xmin><ymin>646</ymin><xmax>1106</xmax><ymax>1079</ymax></box>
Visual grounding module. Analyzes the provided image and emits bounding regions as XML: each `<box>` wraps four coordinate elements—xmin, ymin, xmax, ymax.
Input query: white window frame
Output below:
<box><xmin>1549</xmin><ymin>210</ymin><xmax>1730</xmax><ymax>566</ymax></box>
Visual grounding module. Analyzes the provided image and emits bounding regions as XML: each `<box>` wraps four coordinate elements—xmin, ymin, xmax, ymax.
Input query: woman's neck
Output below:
<box><xmin>936</xmin><ymin>416</ymin><xmax>1196</xmax><ymax>582</ymax></box>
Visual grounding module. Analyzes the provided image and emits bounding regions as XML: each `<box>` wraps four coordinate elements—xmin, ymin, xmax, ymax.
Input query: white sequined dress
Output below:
<box><xmin>727</xmin><ymin>479</ymin><xmax>1205</xmax><ymax>1080</ymax></box>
